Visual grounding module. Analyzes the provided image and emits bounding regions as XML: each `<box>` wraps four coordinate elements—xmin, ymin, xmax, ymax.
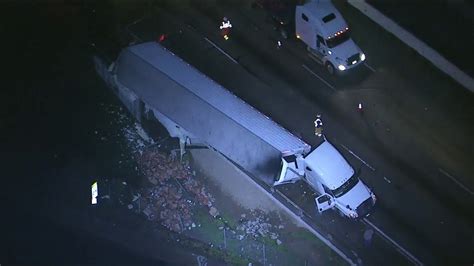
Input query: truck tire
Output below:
<box><xmin>325</xmin><ymin>62</ymin><xmax>335</xmax><ymax>75</ymax></box>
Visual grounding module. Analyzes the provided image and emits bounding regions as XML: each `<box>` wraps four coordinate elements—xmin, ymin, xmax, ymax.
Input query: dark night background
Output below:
<box><xmin>0</xmin><ymin>0</ymin><xmax>473</xmax><ymax>264</ymax></box>
<box><xmin>0</xmin><ymin>1</ymin><xmax>168</xmax><ymax>264</ymax></box>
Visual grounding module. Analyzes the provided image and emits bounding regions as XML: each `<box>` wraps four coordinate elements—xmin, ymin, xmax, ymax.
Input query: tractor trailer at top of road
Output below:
<box><xmin>253</xmin><ymin>0</ymin><xmax>366</xmax><ymax>75</ymax></box>
<box><xmin>93</xmin><ymin>41</ymin><xmax>376</xmax><ymax>219</ymax></box>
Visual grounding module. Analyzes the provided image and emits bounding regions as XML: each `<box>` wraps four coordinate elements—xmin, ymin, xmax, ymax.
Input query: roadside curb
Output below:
<box><xmin>348</xmin><ymin>0</ymin><xmax>474</xmax><ymax>92</ymax></box>
<box><xmin>204</xmin><ymin>148</ymin><xmax>357</xmax><ymax>266</ymax></box>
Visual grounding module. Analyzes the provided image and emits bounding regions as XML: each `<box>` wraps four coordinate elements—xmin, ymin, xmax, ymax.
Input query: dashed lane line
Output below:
<box><xmin>364</xmin><ymin>63</ymin><xmax>376</xmax><ymax>72</ymax></box>
<box><xmin>339</xmin><ymin>144</ymin><xmax>376</xmax><ymax>171</ymax></box>
<box><xmin>124</xmin><ymin>17</ymin><xmax>145</xmax><ymax>43</ymax></box>
<box><xmin>203</xmin><ymin>37</ymin><xmax>239</xmax><ymax>65</ymax></box>
<box><xmin>439</xmin><ymin>168</ymin><xmax>473</xmax><ymax>195</ymax></box>
<box><xmin>302</xmin><ymin>64</ymin><xmax>336</xmax><ymax>92</ymax></box>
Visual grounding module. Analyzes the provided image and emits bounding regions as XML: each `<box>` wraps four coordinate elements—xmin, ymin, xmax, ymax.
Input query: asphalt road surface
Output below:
<box><xmin>109</xmin><ymin>0</ymin><xmax>473</xmax><ymax>264</ymax></box>
<box><xmin>367</xmin><ymin>0</ymin><xmax>474</xmax><ymax>77</ymax></box>
<box><xmin>3</xmin><ymin>0</ymin><xmax>472</xmax><ymax>265</ymax></box>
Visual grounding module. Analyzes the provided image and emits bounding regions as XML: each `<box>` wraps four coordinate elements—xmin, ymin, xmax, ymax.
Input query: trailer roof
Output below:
<box><xmin>123</xmin><ymin>42</ymin><xmax>310</xmax><ymax>155</ymax></box>
<box><xmin>301</xmin><ymin>1</ymin><xmax>347</xmax><ymax>36</ymax></box>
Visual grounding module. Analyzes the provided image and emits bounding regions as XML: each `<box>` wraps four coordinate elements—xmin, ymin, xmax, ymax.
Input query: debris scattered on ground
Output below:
<box><xmin>135</xmin><ymin>145</ymin><xmax>216</xmax><ymax>233</ymax></box>
<box><xmin>236</xmin><ymin>210</ymin><xmax>280</xmax><ymax>240</ymax></box>
<box><xmin>118</xmin><ymin>113</ymin><xmax>287</xmax><ymax>251</ymax></box>
<box><xmin>209</xmin><ymin>206</ymin><xmax>219</xmax><ymax>217</ymax></box>
<box><xmin>122</xmin><ymin>121</ymin><xmax>154</xmax><ymax>156</ymax></box>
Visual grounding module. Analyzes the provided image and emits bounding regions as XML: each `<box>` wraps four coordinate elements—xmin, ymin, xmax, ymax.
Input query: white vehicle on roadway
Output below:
<box><xmin>296</xmin><ymin>0</ymin><xmax>366</xmax><ymax>74</ymax></box>
<box><xmin>255</xmin><ymin>0</ymin><xmax>366</xmax><ymax>75</ymax></box>
<box><xmin>274</xmin><ymin>138</ymin><xmax>376</xmax><ymax>218</ymax></box>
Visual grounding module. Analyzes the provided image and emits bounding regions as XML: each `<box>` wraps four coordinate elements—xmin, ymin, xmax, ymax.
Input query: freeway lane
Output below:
<box><xmin>123</xmin><ymin>9</ymin><xmax>408</xmax><ymax>265</ymax></box>
<box><xmin>117</xmin><ymin>0</ymin><xmax>473</xmax><ymax>264</ymax></box>
<box><xmin>165</xmin><ymin>1</ymin><xmax>473</xmax><ymax>263</ymax></box>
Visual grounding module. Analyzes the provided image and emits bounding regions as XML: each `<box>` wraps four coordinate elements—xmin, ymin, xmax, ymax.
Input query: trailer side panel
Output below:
<box><xmin>115</xmin><ymin>43</ymin><xmax>305</xmax><ymax>184</ymax></box>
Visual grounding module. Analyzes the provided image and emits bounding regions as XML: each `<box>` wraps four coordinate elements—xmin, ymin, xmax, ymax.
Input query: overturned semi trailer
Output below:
<box><xmin>94</xmin><ymin>42</ymin><xmax>310</xmax><ymax>185</ymax></box>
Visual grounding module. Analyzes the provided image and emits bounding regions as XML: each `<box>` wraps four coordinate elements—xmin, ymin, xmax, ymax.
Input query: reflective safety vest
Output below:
<box><xmin>314</xmin><ymin>118</ymin><xmax>323</xmax><ymax>127</ymax></box>
<box><xmin>220</xmin><ymin>20</ymin><xmax>232</xmax><ymax>29</ymax></box>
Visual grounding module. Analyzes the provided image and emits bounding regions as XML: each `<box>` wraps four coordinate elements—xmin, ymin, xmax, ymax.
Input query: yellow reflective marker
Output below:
<box><xmin>91</xmin><ymin>181</ymin><xmax>98</xmax><ymax>205</ymax></box>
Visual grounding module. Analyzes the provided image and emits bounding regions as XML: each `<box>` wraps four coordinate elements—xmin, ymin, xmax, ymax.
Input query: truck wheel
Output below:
<box><xmin>325</xmin><ymin>62</ymin><xmax>335</xmax><ymax>75</ymax></box>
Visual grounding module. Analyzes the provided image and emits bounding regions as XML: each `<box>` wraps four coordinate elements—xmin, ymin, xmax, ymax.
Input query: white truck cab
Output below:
<box><xmin>295</xmin><ymin>0</ymin><xmax>366</xmax><ymax>75</ymax></box>
<box><xmin>274</xmin><ymin>140</ymin><xmax>376</xmax><ymax>219</ymax></box>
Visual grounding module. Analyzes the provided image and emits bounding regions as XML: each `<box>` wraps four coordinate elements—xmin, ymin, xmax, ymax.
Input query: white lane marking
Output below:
<box><xmin>124</xmin><ymin>17</ymin><xmax>145</xmax><ymax>42</ymax></box>
<box><xmin>203</xmin><ymin>37</ymin><xmax>239</xmax><ymax>64</ymax></box>
<box><xmin>439</xmin><ymin>168</ymin><xmax>473</xmax><ymax>195</ymax></box>
<box><xmin>302</xmin><ymin>64</ymin><xmax>336</xmax><ymax>92</ymax></box>
<box><xmin>307</xmin><ymin>52</ymin><xmax>323</xmax><ymax>64</ymax></box>
<box><xmin>348</xmin><ymin>0</ymin><xmax>474</xmax><ymax>92</ymax></box>
<box><xmin>383</xmin><ymin>176</ymin><xmax>392</xmax><ymax>184</ymax></box>
<box><xmin>127</xmin><ymin>30</ymin><xmax>143</xmax><ymax>43</ymax></box>
<box><xmin>274</xmin><ymin>189</ymin><xmax>304</xmax><ymax>215</ymax></box>
<box><xmin>363</xmin><ymin>218</ymin><xmax>423</xmax><ymax>266</ymax></box>
<box><xmin>340</xmin><ymin>144</ymin><xmax>376</xmax><ymax>171</ymax></box>
<box><xmin>130</xmin><ymin>17</ymin><xmax>144</xmax><ymax>26</ymax></box>
<box><xmin>364</xmin><ymin>63</ymin><xmax>376</xmax><ymax>73</ymax></box>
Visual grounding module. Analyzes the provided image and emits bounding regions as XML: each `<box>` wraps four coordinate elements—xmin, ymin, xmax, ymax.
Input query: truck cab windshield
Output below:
<box><xmin>331</xmin><ymin>173</ymin><xmax>359</xmax><ymax>198</ymax></box>
<box><xmin>326</xmin><ymin>29</ymin><xmax>351</xmax><ymax>48</ymax></box>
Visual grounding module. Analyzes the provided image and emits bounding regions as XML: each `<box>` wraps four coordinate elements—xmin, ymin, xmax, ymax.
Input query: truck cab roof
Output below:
<box><xmin>300</xmin><ymin>0</ymin><xmax>348</xmax><ymax>39</ymax></box>
<box><xmin>304</xmin><ymin>141</ymin><xmax>354</xmax><ymax>190</ymax></box>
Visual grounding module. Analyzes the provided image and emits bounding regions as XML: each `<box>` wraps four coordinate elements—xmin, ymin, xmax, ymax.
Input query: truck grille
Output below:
<box><xmin>356</xmin><ymin>197</ymin><xmax>374</xmax><ymax>217</ymax></box>
<box><xmin>347</xmin><ymin>53</ymin><xmax>360</xmax><ymax>65</ymax></box>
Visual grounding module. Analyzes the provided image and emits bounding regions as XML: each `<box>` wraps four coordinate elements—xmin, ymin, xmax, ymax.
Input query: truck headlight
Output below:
<box><xmin>338</xmin><ymin>64</ymin><xmax>346</xmax><ymax>71</ymax></box>
<box><xmin>349</xmin><ymin>211</ymin><xmax>358</xmax><ymax>218</ymax></box>
<box><xmin>360</xmin><ymin>53</ymin><xmax>366</xmax><ymax>61</ymax></box>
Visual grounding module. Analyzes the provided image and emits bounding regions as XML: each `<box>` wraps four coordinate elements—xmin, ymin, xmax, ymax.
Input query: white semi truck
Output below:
<box><xmin>94</xmin><ymin>41</ymin><xmax>375</xmax><ymax>219</ymax></box>
<box><xmin>275</xmin><ymin>138</ymin><xmax>376</xmax><ymax>218</ymax></box>
<box><xmin>254</xmin><ymin>0</ymin><xmax>366</xmax><ymax>75</ymax></box>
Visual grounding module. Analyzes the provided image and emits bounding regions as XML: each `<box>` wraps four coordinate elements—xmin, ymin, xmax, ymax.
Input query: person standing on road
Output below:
<box><xmin>358</xmin><ymin>102</ymin><xmax>364</xmax><ymax>115</ymax></box>
<box><xmin>219</xmin><ymin>17</ymin><xmax>232</xmax><ymax>40</ymax></box>
<box><xmin>314</xmin><ymin>114</ymin><xmax>323</xmax><ymax>137</ymax></box>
